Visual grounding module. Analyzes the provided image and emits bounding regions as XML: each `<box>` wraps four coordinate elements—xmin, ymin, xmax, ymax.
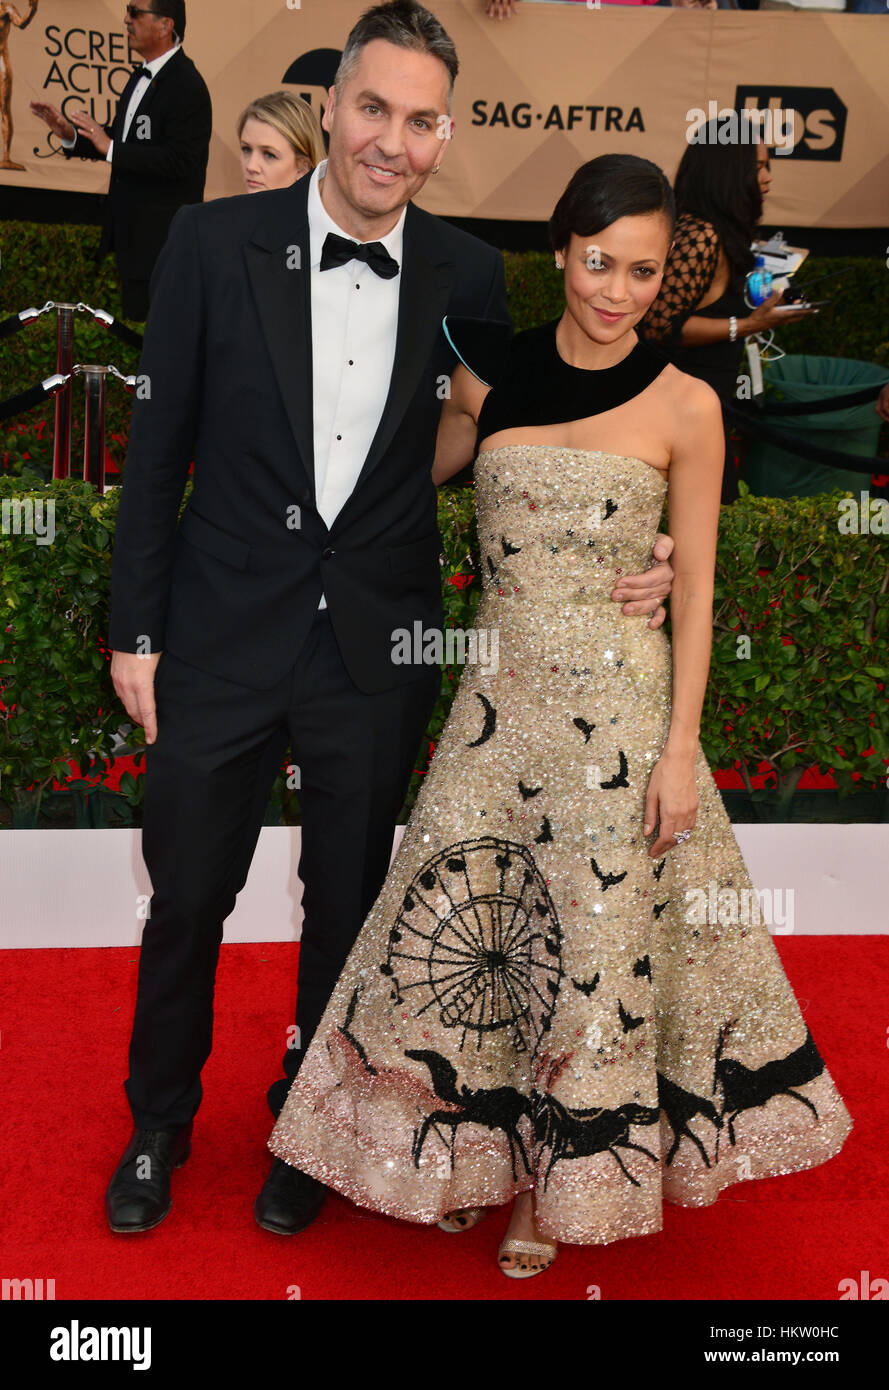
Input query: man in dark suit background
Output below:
<box><xmin>31</xmin><ymin>2</ymin><xmax>211</xmax><ymax>320</ymax></box>
<box><xmin>103</xmin><ymin>0</ymin><xmax>674</xmax><ymax>1240</ymax></box>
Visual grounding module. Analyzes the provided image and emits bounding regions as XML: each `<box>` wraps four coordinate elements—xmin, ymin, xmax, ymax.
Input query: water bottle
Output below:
<box><xmin>746</xmin><ymin>254</ymin><xmax>773</xmax><ymax>308</ymax></box>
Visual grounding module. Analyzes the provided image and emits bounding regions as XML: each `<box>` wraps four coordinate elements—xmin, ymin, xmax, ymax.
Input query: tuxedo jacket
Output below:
<box><xmin>108</xmin><ymin>173</ymin><xmax>511</xmax><ymax>694</ymax></box>
<box><xmin>63</xmin><ymin>49</ymin><xmax>212</xmax><ymax>283</ymax></box>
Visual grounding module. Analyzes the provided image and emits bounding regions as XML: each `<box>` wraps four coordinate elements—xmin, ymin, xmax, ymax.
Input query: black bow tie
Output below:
<box><xmin>131</xmin><ymin>65</ymin><xmax>153</xmax><ymax>81</ymax></box>
<box><xmin>320</xmin><ymin>231</ymin><xmax>399</xmax><ymax>280</ymax></box>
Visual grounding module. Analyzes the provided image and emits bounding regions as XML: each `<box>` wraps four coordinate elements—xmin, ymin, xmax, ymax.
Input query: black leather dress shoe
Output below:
<box><xmin>254</xmin><ymin>1157</ymin><xmax>326</xmax><ymax>1235</ymax></box>
<box><xmin>105</xmin><ymin>1122</ymin><xmax>193</xmax><ymax>1233</ymax></box>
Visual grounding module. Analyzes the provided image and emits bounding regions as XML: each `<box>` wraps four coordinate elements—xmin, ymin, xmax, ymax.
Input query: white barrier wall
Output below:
<box><xmin>0</xmin><ymin>824</ymin><xmax>886</xmax><ymax>948</ymax></box>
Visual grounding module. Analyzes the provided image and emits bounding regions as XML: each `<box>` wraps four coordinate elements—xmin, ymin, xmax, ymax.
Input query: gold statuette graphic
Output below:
<box><xmin>1</xmin><ymin>0</ymin><xmax>38</xmax><ymax>171</ymax></box>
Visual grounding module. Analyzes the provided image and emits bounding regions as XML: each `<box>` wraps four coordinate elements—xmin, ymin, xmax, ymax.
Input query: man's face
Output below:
<box><xmin>124</xmin><ymin>5</ymin><xmax>171</xmax><ymax>58</ymax></box>
<box><xmin>322</xmin><ymin>39</ymin><xmax>453</xmax><ymax>229</ymax></box>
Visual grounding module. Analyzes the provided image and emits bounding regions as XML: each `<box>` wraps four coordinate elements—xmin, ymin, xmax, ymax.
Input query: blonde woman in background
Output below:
<box><xmin>237</xmin><ymin>90</ymin><xmax>325</xmax><ymax>192</ymax></box>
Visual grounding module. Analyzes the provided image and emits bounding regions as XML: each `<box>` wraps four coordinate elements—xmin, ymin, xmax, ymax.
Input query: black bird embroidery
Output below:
<box><xmin>653</xmin><ymin>900</ymin><xmax>670</xmax><ymax>919</ymax></box>
<box><xmin>573</xmin><ymin>717</ymin><xmax>595</xmax><ymax>743</ymax></box>
<box><xmin>590</xmin><ymin>856</ymin><xmax>627</xmax><ymax>891</ymax></box>
<box><xmin>633</xmin><ymin>955</ymin><xmax>651</xmax><ymax>982</ymax></box>
<box><xmin>618</xmin><ymin>999</ymin><xmax>645</xmax><ymax>1033</ymax></box>
<box><xmin>486</xmin><ymin>555</ymin><xmax>498</xmax><ymax>580</ymax></box>
<box><xmin>571</xmin><ymin>973</ymin><xmax>600</xmax><ymax>996</ymax></box>
<box><xmin>501</xmin><ymin>536</ymin><xmax>522</xmax><ymax>556</ymax></box>
<box><xmin>534</xmin><ymin>816</ymin><xmax>553</xmax><ymax>844</ymax></box>
<box><xmin>518</xmin><ymin>779</ymin><xmax>542</xmax><ymax>800</ymax></box>
<box><xmin>603</xmin><ymin>498</ymin><xmax>618</xmax><ymax>520</ymax></box>
<box><xmin>466</xmin><ymin>692</ymin><xmax>497</xmax><ymax>747</ymax></box>
<box><xmin>653</xmin><ymin>858</ymin><xmax>667</xmax><ymax>882</ymax></box>
<box><xmin>599</xmin><ymin>750</ymin><xmax>629</xmax><ymax>789</ymax></box>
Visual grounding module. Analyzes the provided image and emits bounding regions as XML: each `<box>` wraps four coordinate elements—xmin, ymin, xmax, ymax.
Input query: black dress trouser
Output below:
<box><xmin>124</xmin><ymin>605</ymin><xmax>441</xmax><ymax>1131</ymax></box>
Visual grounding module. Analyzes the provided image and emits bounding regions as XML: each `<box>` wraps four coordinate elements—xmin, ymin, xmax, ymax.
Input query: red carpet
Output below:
<box><xmin>1</xmin><ymin>939</ymin><xmax>885</xmax><ymax>1301</ymax></box>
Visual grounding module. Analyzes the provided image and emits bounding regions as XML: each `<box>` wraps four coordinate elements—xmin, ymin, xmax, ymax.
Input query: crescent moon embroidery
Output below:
<box><xmin>466</xmin><ymin>692</ymin><xmax>497</xmax><ymax>747</ymax></box>
<box><xmin>599</xmin><ymin>749</ymin><xmax>629</xmax><ymax>789</ymax></box>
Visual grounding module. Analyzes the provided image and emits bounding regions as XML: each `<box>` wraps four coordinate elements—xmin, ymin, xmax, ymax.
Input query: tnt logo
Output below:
<box><xmin>734</xmin><ymin>87</ymin><xmax>846</xmax><ymax>161</ymax></box>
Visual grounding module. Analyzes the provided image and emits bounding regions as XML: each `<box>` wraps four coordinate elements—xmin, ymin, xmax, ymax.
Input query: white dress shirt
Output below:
<box><xmin>307</xmin><ymin>157</ymin><xmax>405</xmax><ymax>609</ymax></box>
<box><xmin>60</xmin><ymin>42</ymin><xmax>181</xmax><ymax>162</ymax></box>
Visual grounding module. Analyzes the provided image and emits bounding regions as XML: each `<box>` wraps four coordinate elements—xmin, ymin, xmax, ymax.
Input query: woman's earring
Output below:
<box><xmin>554</xmin><ymin>257</ymin><xmax>563</xmax><ymax>270</ymax></box>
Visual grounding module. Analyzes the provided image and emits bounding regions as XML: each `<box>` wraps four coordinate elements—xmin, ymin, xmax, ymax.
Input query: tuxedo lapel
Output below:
<box><xmin>118</xmin><ymin>48</ymin><xmax>174</xmax><ymax>141</ymax></box>
<box><xmin>243</xmin><ymin>179</ymin><xmax>315</xmax><ymax>504</ymax></box>
<box><xmin>114</xmin><ymin>68</ymin><xmax>145</xmax><ymax>142</ymax></box>
<box><xmin>329</xmin><ymin>202</ymin><xmax>454</xmax><ymax>536</ymax></box>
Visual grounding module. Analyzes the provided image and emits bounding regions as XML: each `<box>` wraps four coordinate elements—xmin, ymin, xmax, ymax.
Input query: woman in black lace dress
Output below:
<box><xmin>639</xmin><ymin>116</ymin><xmax>813</xmax><ymax>502</ymax></box>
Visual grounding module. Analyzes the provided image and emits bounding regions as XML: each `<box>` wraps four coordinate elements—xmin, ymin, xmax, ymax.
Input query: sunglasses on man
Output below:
<box><xmin>125</xmin><ymin>5</ymin><xmax>163</xmax><ymax>18</ymax></box>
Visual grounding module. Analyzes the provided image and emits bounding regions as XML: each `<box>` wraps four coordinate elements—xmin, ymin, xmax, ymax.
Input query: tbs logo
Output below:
<box><xmin>735</xmin><ymin>87</ymin><xmax>846</xmax><ymax>161</ymax></box>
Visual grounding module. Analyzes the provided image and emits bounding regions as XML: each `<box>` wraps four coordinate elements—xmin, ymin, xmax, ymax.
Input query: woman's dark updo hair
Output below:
<box><xmin>549</xmin><ymin>154</ymin><xmax>676</xmax><ymax>256</ymax></box>
<box><xmin>673</xmin><ymin>114</ymin><xmax>764</xmax><ymax>291</ymax></box>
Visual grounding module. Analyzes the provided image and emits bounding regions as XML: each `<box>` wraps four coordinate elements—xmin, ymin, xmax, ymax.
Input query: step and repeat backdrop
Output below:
<box><xmin>1</xmin><ymin>0</ymin><xmax>888</xmax><ymax>226</ymax></box>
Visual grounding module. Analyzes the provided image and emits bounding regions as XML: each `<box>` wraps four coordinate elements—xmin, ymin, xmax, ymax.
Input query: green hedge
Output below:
<box><xmin>2</xmin><ymin>468</ymin><xmax>887</xmax><ymax>828</ymax></box>
<box><xmin>0</xmin><ymin>223</ymin><xmax>138</xmax><ymax>479</ymax></box>
<box><xmin>1</xmin><ymin>225</ymin><xmax>888</xmax><ymax>827</ymax></box>
<box><xmin>1</xmin><ymin>220</ymin><xmax>887</xmax><ymax>481</ymax></box>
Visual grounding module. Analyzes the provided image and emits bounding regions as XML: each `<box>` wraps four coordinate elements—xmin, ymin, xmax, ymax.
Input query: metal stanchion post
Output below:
<box><xmin>52</xmin><ymin>303</ymin><xmax>77</xmax><ymax>480</ymax></box>
<box><xmin>80</xmin><ymin>365</ymin><xmax>108</xmax><ymax>494</ymax></box>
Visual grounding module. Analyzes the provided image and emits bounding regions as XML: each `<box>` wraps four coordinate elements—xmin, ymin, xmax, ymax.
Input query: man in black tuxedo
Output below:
<box><xmin>31</xmin><ymin>2</ymin><xmax>210</xmax><ymax>321</ymax></box>
<box><xmin>104</xmin><ymin>0</ymin><xmax>674</xmax><ymax>1238</ymax></box>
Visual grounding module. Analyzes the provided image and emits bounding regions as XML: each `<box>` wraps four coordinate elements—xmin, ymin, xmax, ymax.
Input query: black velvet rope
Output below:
<box><xmin>100</xmin><ymin>317</ymin><xmax>144</xmax><ymax>351</ymax></box>
<box><xmin>724</xmin><ymin>400</ymin><xmax>887</xmax><ymax>473</ymax></box>
<box><xmin>0</xmin><ymin>382</ymin><xmax>51</xmax><ymax>423</ymax></box>
<box><xmin>739</xmin><ymin>383</ymin><xmax>888</xmax><ymax>417</ymax></box>
<box><xmin>0</xmin><ymin>313</ymin><xmax>31</xmax><ymax>341</ymax></box>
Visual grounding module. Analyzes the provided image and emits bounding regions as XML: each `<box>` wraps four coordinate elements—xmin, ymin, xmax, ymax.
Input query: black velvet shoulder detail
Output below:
<box><xmin>442</xmin><ymin>315</ymin><xmax>513</xmax><ymax>389</ymax></box>
<box><xmin>476</xmin><ymin>318</ymin><xmax>668</xmax><ymax>446</ymax></box>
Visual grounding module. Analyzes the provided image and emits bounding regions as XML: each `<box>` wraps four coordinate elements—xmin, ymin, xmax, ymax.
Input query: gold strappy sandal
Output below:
<box><xmin>437</xmin><ymin>1207</ymin><xmax>486</xmax><ymax>1232</ymax></box>
<box><xmin>498</xmin><ymin>1236</ymin><xmax>558</xmax><ymax>1279</ymax></box>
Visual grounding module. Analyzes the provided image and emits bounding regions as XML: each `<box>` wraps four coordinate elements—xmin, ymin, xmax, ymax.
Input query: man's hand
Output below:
<box><xmin>30</xmin><ymin>100</ymin><xmax>76</xmax><ymax>143</ymax></box>
<box><xmin>111</xmin><ymin>650</ymin><xmax>162</xmax><ymax>746</ymax></box>
<box><xmin>70</xmin><ymin>109</ymin><xmax>111</xmax><ymax>156</ymax></box>
<box><xmin>611</xmin><ymin>533</ymin><xmax>674</xmax><ymax>631</ymax></box>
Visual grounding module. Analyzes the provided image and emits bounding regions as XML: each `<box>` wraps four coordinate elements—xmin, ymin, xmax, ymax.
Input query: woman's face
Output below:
<box><xmin>558</xmin><ymin>212</ymin><xmax>672</xmax><ymax>345</ymax></box>
<box><xmin>240</xmin><ymin>117</ymin><xmax>311</xmax><ymax>192</ymax></box>
<box><xmin>756</xmin><ymin>143</ymin><xmax>772</xmax><ymax>199</ymax></box>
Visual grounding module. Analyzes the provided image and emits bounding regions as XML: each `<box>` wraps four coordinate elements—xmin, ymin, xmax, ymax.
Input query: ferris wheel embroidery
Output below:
<box><xmin>380</xmin><ymin>836</ymin><xmax>563</xmax><ymax>1056</ymax></box>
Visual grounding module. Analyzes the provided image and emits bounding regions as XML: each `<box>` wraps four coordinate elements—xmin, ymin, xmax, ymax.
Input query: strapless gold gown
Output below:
<box><xmin>268</xmin><ymin>446</ymin><xmax>853</xmax><ymax>1245</ymax></box>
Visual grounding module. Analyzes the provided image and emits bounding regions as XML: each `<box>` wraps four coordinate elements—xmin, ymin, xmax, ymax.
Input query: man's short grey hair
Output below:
<box><xmin>335</xmin><ymin>1</ymin><xmax>459</xmax><ymax>112</ymax></box>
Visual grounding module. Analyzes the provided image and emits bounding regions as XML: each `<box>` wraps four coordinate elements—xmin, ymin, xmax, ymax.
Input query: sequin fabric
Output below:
<box><xmin>269</xmin><ymin>446</ymin><xmax>853</xmax><ymax>1245</ymax></box>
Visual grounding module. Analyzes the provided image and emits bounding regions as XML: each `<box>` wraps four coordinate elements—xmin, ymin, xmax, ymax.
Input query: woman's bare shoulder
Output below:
<box><xmin>657</xmin><ymin>362</ymin><xmax>722</xmax><ymax>416</ymax></box>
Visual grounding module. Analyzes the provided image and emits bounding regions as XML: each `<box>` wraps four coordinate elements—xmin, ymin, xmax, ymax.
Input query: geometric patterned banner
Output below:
<box><xmin>3</xmin><ymin>0</ymin><xmax>888</xmax><ymax>228</ymax></box>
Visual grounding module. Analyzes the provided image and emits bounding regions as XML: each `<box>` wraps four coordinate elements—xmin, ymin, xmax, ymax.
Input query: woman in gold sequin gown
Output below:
<box><xmin>268</xmin><ymin>156</ymin><xmax>853</xmax><ymax>1274</ymax></box>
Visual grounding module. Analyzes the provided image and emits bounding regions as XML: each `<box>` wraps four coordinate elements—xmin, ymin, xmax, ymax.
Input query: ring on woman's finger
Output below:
<box><xmin>672</xmin><ymin>829</ymin><xmax>692</xmax><ymax>844</ymax></box>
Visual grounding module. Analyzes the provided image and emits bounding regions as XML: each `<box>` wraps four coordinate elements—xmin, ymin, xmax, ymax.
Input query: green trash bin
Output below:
<box><xmin>740</xmin><ymin>354</ymin><xmax>888</xmax><ymax>499</ymax></box>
